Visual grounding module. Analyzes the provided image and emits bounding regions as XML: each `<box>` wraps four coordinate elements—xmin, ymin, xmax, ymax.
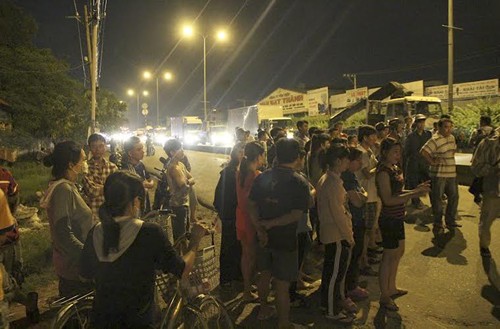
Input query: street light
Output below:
<box><xmin>181</xmin><ymin>24</ymin><xmax>228</xmax><ymax>130</ymax></box>
<box><xmin>143</xmin><ymin>70</ymin><xmax>174</xmax><ymax>127</ymax></box>
<box><xmin>126</xmin><ymin>89</ymin><xmax>149</xmax><ymax>128</ymax></box>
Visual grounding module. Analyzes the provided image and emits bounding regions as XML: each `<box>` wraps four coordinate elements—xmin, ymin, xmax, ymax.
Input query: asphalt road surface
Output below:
<box><xmin>144</xmin><ymin>147</ymin><xmax>499</xmax><ymax>329</ymax></box>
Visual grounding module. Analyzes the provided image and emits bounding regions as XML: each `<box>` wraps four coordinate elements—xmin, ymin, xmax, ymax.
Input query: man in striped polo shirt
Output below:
<box><xmin>420</xmin><ymin>118</ymin><xmax>460</xmax><ymax>235</ymax></box>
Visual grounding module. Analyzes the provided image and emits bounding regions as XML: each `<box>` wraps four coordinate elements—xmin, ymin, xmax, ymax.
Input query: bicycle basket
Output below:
<box><xmin>182</xmin><ymin>245</ymin><xmax>218</xmax><ymax>298</ymax></box>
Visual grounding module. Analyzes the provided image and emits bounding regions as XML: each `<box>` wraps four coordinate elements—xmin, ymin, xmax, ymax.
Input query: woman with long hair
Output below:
<box><xmin>376</xmin><ymin>138</ymin><xmax>430</xmax><ymax>311</ymax></box>
<box><xmin>213</xmin><ymin>142</ymin><xmax>245</xmax><ymax>287</ymax></box>
<box><xmin>40</xmin><ymin>141</ymin><xmax>93</xmax><ymax>297</ymax></box>
<box><xmin>80</xmin><ymin>171</ymin><xmax>207</xmax><ymax>328</ymax></box>
<box><xmin>316</xmin><ymin>144</ymin><xmax>355</xmax><ymax>324</ymax></box>
<box><xmin>236</xmin><ymin>141</ymin><xmax>265</xmax><ymax>301</ymax></box>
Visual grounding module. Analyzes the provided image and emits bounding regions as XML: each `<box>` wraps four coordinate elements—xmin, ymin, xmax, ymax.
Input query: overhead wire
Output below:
<box><xmin>73</xmin><ymin>0</ymin><xmax>88</xmax><ymax>86</ymax></box>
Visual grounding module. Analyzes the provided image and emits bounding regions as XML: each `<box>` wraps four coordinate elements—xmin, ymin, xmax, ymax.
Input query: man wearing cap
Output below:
<box><xmin>404</xmin><ymin>114</ymin><xmax>432</xmax><ymax>209</ymax></box>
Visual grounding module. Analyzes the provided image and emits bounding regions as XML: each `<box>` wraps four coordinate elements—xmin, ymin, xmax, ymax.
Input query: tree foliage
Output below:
<box><xmin>0</xmin><ymin>0</ymin><xmax>127</xmax><ymax>146</ymax></box>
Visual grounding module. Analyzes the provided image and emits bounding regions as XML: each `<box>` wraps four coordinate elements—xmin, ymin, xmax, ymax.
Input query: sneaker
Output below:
<box><xmin>480</xmin><ymin>247</ymin><xmax>491</xmax><ymax>258</ymax></box>
<box><xmin>347</xmin><ymin>287</ymin><xmax>369</xmax><ymax>301</ymax></box>
<box><xmin>360</xmin><ymin>266</ymin><xmax>378</xmax><ymax>276</ymax></box>
<box><xmin>325</xmin><ymin>311</ymin><xmax>354</xmax><ymax>324</ymax></box>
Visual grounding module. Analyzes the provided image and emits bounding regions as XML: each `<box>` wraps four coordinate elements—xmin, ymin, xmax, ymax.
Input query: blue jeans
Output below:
<box><xmin>430</xmin><ymin>177</ymin><xmax>459</xmax><ymax>227</ymax></box>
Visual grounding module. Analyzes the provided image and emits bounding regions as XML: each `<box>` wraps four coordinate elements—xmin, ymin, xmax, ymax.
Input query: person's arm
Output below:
<box><xmin>259</xmin><ymin>209</ymin><xmax>303</xmax><ymax>229</ymax></box>
<box><xmin>376</xmin><ymin>171</ymin><xmax>428</xmax><ymax>206</ymax></box>
<box><xmin>360</xmin><ymin>152</ymin><xmax>376</xmax><ymax>179</ymax></box>
<box><xmin>346</xmin><ymin>189</ymin><xmax>367</xmax><ymax>208</ymax></box>
<box><xmin>80</xmin><ymin>227</ymin><xmax>97</xmax><ymax>280</ymax></box>
<box><xmin>82</xmin><ymin>169</ymin><xmax>104</xmax><ymax>199</ymax></box>
<box><xmin>54</xmin><ymin>216</ymin><xmax>85</xmax><ymax>258</ymax></box>
<box><xmin>420</xmin><ymin>139</ymin><xmax>439</xmax><ymax>166</ymax></box>
<box><xmin>169</xmin><ymin>165</ymin><xmax>189</xmax><ymax>190</ymax></box>
<box><xmin>471</xmin><ymin>138</ymin><xmax>496</xmax><ymax>177</ymax></box>
<box><xmin>247</xmin><ymin>198</ymin><xmax>268</xmax><ymax>246</ymax></box>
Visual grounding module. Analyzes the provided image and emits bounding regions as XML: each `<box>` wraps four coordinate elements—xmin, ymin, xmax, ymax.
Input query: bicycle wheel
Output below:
<box><xmin>196</xmin><ymin>295</ymin><xmax>234</xmax><ymax>329</ymax></box>
<box><xmin>161</xmin><ymin>299</ymin><xmax>208</xmax><ymax>329</ymax></box>
<box><xmin>51</xmin><ymin>297</ymin><xmax>93</xmax><ymax>329</ymax></box>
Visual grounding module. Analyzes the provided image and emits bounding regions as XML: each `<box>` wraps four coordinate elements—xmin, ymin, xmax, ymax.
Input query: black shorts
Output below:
<box><xmin>379</xmin><ymin>217</ymin><xmax>405</xmax><ymax>249</ymax></box>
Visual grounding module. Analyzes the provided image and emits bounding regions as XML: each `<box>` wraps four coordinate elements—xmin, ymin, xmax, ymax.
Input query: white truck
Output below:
<box><xmin>170</xmin><ymin>116</ymin><xmax>203</xmax><ymax>145</ymax></box>
<box><xmin>227</xmin><ymin>105</ymin><xmax>294</xmax><ymax>136</ymax></box>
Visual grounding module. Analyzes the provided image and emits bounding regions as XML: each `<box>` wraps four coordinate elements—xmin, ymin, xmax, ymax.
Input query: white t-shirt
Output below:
<box><xmin>355</xmin><ymin>144</ymin><xmax>379</xmax><ymax>203</ymax></box>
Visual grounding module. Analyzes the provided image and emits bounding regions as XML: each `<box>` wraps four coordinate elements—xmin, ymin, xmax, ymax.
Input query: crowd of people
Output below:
<box><xmin>213</xmin><ymin>114</ymin><xmax>498</xmax><ymax>326</ymax></box>
<box><xmin>0</xmin><ymin>112</ymin><xmax>496</xmax><ymax>328</ymax></box>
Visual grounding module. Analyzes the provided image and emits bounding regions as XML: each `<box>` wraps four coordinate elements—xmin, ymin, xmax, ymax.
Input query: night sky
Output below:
<box><xmin>16</xmin><ymin>0</ymin><xmax>500</xmax><ymax>126</ymax></box>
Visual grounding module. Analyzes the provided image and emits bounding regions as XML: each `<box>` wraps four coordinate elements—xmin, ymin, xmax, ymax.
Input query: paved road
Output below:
<box><xmin>144</xmin><ymin>148</ymin><xmax>499</xmax><ymax>329</ymax></box>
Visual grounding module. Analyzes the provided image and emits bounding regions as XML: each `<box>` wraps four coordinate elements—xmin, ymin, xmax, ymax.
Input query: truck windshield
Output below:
<box><xmin>269</xmin><ymin>119</ymin><xmax>291</xmax><ymax>129</ymax></box>
<box><xmin>414</xmin><ymin>102</ymin><xmax>442</xmax><ymax>118</ymax></box>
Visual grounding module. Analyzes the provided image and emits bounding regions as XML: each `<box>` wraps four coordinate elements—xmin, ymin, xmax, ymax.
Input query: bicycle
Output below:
<box><xmin>157</xmin><ymin>231</ymin><xmax>234</xmax><ymax>329</ymax></box>
<box><xmin>49</xmin><ymin>210</ymin><xmax>172</xmax><ymax>329</ymax></box>
<box><xmin>50</xmin><ymin>210</ymin><xmax>233</xmax><ymax>329</ymax></box>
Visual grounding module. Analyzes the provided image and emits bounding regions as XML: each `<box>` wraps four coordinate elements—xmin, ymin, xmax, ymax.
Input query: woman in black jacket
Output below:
<box><xmin>213</xmin><ymin>142</ymin><xmax>245</xmax><ymax>287</ymax></box>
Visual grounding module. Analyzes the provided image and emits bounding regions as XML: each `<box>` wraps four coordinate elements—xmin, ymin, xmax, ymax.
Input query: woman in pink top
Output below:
<box><xmin>236</xmin><ymin>141</ymin><xmax>265</xmax><ymax>301</ymax></box>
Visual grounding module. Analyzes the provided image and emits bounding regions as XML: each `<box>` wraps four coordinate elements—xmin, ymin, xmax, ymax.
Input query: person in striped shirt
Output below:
<box><xmin>420</xmin><ymin>118</ymin><xmax>460</xmax><ymax>235</ymax></box>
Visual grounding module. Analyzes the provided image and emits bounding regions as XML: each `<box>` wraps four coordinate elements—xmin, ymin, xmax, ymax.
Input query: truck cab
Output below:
<box><xmin>260</xmin><ymin>117</ymin><xmax>294</xmax><ymax>137</ymax></box>
<box><xmin>368</xmin><ymin>96</ymin><xmax>443</xmax><ymax>129</ymax></box>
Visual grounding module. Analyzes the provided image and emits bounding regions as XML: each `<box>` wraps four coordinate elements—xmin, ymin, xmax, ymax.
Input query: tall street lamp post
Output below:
<box><xmin>182</xmin><ymin>25</ymin><xmax>228</xmax><ymax>130</ymax></box>
<box><xmin>143</xmin><ymin>70</ymin><xmax>173</xmax><ymax>127</ymax></box>
<box><xmin>127</xmin><ymin>89</ymin><xmax>149</xmax><ymax>128</ymax></box>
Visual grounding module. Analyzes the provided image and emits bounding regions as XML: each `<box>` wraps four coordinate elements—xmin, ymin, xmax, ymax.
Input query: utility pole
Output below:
<box><xmin>447</xmin><ymin>0</ymin><xmax>454</xmax><ymax>113</ymax></box>
<box><xmin>443</xmin><ymin>0</ymin><xmax>462</xmax><ymax>113</ymax></box>
<box><xmin>343</xmin><ymin>73</ymin><xmax>357</xmax><ymax>90</ymax></box>
<box><xmin>84</xmin><ymin>1</ymin><xmax>100</xmax><ymax>135</ymax></box>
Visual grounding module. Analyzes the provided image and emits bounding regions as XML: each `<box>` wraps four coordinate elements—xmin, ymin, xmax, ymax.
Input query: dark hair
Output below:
<box><xmin>257</xmin><ymin>130</ymin><xmax>267</xmax><ymax>140</ymax></box>
<box><xmin>88</xmin><ymin>133</ymin><xmax>106</xmax><ymax>146</ymax></box>
<box><xmin>239</xmin><ymin>141</ymin><xmax>264</xmax><ymax>188</ymax></box>
<box><xmin>379</xmin><ymin>137</ymin><xmax>401</xmax><ymax>161</ymax></box>
<box><xmin>347</xmin><ymin>135</ymin><xmax>357</xmax><ymax>143</ymax></box>
<box><xmin>296</xmin><ymin>120</ymin><xmax>308</xmax><ymax>130</ymax></box>
<box><xmin>308</xmin><ymin>126</ymin><xmax>320</xmax><ymax>137</ymax></box>
<box><xmin>323</xmin><ymin>144</ymin><xmax>349</xmax><ymax>169</ymax></box>
<box><xmin>375</xmin><ymin>122</ymin><xmax>388</xmax><ymax>132</ymax></box>
<box><xmin>310</xmin><ymin>133</ymin><xmax>331</xmax><ymax>155</ymax></box>
<box><xmin>276</xmin><ymin>138</ymin><xmax>301</xmax><ymax>164</ymax></box>
<box><xmin>438</xmin><ymin>118</ymin><xmax>453</xmax><ymax>128</ymax></box>
<box><xmin>228</xmin><ymin>142</ymin><xmax>245</xmax><ymax>169</ymax></box>
<box><xmin>347</xmin><ymin>147</ymin><xmax>362</xmax><ymax>161</ymax></box>
<box><xmin>163</xmin><ymin>138</ymin><xmax>182</xmax><ymax>157</ymax></box>
<box><xmin>270</xmin><ymin>127</ymin><xmax>284</xmax><ymax>140</ymax></box>
<box><xmin>99</xmin><ymin>171</ymin><xmax>145</xmax><ymax>257</ymax></box>
<box><xmin>358</xmin><ymin>125</ymin><xmax>377</xmax><ymax>142</ymax></box>
<box><xmin>480</xmin><ymin>115</ymin><xmax>492</xmax><ymax>126</ymax></box>
<box><xmin>43</xmin><ymin>141</ymin><xmax>82</xmax><ymax>180</ymax></box>
<box><xmin>440</xmin><ymin>114</ymin><xmax>451</xmax><ymax>119</ymax></box>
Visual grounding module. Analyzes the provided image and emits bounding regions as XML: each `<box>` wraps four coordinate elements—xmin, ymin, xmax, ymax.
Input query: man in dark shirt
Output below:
<box><xmin>404</xmin><ymin>114</ymin><xmax>432</xmax><ymax>208</ymax></box>
<box><xmin>248</xmin><ymin>139</ymin><xmax>310</xmax><ymax>327</ymax></box>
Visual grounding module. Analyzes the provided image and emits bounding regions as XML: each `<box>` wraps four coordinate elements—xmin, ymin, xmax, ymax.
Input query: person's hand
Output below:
<box><xmin>348</xmin><ymin>238</ymin><xmax>355</xmax><ymax>247</ymax></box>
<box><xmin>189</xmin><ymin>223</ymin><xmax>208</xmax><ymax>247</ymax></box>
<box><xmin>259</xmin><ymin>220</ymin><xmax>272</xmax><ymax>230</ymax></box>
<box><xmin>415</xmin><ymin>183</ymin><xmax>431</xmax><ymax>195</ymax></box>
<box><xmin>187</xmin><ymin>178</ymin><xmax>195</xmax><ymax>186</ymax></box>
<box><xmin>256</xmin><ymin>227</ymin><xmax>268</xmax><ymax>247</ymax></box>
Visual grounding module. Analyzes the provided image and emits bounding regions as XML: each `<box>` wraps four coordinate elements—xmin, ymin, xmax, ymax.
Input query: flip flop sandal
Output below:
<box><xmin>390</xmin><ymin>289</ymin><xmax>408</xmax><ymax>299</ymax></box>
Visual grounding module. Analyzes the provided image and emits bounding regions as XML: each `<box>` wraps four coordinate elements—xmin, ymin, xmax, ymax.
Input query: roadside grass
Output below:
<box><xmin>4</xmin><ymin>160</ymin><xmax>55</xmax><ymax>292</ymax></box>
<box><xmin>7</xmin><ymin>160</ymin><xmax>51</xmax><ymax>206</ymax></box>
